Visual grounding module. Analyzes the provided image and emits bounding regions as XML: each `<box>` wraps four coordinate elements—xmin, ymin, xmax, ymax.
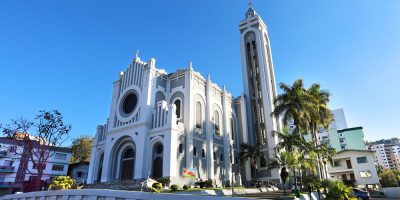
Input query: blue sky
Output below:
<box><xmin>0</xmin><ymin>0</ymin><xmax>399</xmax><ymax>145</ymax></box>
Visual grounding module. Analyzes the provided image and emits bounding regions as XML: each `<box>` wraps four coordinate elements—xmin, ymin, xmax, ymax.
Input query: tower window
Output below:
<box><xmin>230</xmin><ymin>118</ymin><xmax>235</xmax><ymax>140</ymax></box>
<box><xmin>174</xmin><ymin>99</ymin><xmax>181</xmax><ymax>119</ymax></box>
<box><xmin>201</xmin><ymin>149</ymin><xmax>205</xmax><ymax>158</ymax></box>
<box><xmin>220</xmin><ymin>154</ymin><xmax>224</xmax><ymax>162</ymax></box>
<box><xmin>179</xmin><ymin>143</ymin><xmax>183</xmax><ymax>154</ymax></box>
<box><xmin>213</xmin><ymin>152</ymin><xmax>216</xmax><ymax>161</ymax></box>
<box><xmin>195</xmin><ymin>102</ymin><xmax>202</xmax><ymax>129</ymax></box>
<box><xmin>214</xmin><ymin>111</ymin><xmax>220</xmax><ymax>135</ymax></box>
<box><xmin>193</xmin><ymin>147</ymin><xmax>197</xmax><ymax>157</ymax></box>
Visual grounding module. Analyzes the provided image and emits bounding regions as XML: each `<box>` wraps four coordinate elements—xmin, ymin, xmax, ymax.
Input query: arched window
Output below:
<box><xmin>213</xmin><ymin>152</ymin><xmax>216</xmax><ymax>161</ymax></box>
<box><xmin>230</xmin><ymin>118</ymin><xmax>235</xmax><ymax>140</ymax></box>
<box><xmin>179</xmin><ymin>143</ymin><xmax>183</xmax><ymax>154</ymax></box>
<box><xmin>201</xmin><ymin>149</ymin><xmax>205</xmax><ymax>158</ymax></box>
<box><xmin>220</xmin><ymin>154</ymin><xmax>224</xmax><ymax>162</ymax></box>
<box><xmin>193</xmin><ymin>147</ymin><xmax>197</xmax><ymax>157</ymax></box>
<box><xmin>174</xmin><ymin>99</ymin><xmax>181</xmax><ymax>119</ymax></box>
<box><xmin>195</xmin><ymin>102</ymin><xmax>202</xmax><ymax>129</ymax></box>
<box><xmin>214</xmin><ymin>111</ymin><xmax>220</xmax><ymax>135</ymax></box>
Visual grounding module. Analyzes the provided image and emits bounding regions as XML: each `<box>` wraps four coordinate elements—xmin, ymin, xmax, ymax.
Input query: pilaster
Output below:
<box><xmin>205</xmin><ymin>75</ymin><xmax>214</xmax><ymax>179</ymax></box>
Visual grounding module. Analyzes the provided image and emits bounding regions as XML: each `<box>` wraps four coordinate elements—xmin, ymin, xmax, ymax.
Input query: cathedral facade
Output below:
<box><xmin>87</xmin><ymin>5</ymin><xmax>281</xmax><ymax>186</ymax></box>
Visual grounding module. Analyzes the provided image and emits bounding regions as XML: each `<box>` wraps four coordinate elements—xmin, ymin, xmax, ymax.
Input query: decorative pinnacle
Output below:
<box><xmin>188</xmin><ymin>61</ymin><xmax>193</xmax><ymax>70</ymax></box>
<box><xmin>207</xmin><ymin>74</ymin><xmax>211</xmax><ymax>81</ymax></box>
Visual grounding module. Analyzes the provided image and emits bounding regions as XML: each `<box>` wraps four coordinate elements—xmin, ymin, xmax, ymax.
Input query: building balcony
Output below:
<box><xmin>0</xmin><ymin>166</ymin><xmax>15</xmax><ymax>173</ymax></box>
<box><xmin>0</xmin><ymin>182</ymin><xmax>12</xmax><ymax>188</ymax></box>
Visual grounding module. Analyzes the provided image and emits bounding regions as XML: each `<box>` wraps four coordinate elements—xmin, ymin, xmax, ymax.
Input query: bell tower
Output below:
<box><xmin>239</xmin><ymin>4</ymin><xmax>281</xmax><ymax>181</ymax></box>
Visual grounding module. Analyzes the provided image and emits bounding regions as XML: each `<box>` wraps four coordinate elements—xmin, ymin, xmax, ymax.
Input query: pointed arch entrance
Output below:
<box><xmin>151</xmin><ymin>142</ymin><xmax>163</xmax><ymax>179</ymax></box>
<box><xmin>110</xmin><ymin>136</ymin><xmax>136</xmax><ymax>182</ymax></box>
<box><xmin>121</xmin><ymin>147</ymin><xmax>135</xmax><ymax>180</ymax></box>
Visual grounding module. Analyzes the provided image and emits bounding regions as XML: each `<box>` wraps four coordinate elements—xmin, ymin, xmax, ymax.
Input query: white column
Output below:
<box><xmin>185</xmin><ymin>68</ymin><xmax>194</xmax><ymax>169</ymax></box>
<box><xmin>135</xmin><ymin>127</ymin><xmax>146</xmax><ymax>179</ymax></box>
<box><xmin>205</xmin><ymin>75</ymin><xmax>214</xmax><ymax>179</ymax></box>
<box><xmin>222</xmin><ymin>87</ymin><xmax>232</xmax><ymax>183</ymax></box>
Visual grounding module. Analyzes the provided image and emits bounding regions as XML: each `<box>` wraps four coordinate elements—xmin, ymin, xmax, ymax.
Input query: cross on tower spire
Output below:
<box><xmin>247</xmin><ymin>0</ymin><xmax>253</xmax><ymax>8</ymax></box>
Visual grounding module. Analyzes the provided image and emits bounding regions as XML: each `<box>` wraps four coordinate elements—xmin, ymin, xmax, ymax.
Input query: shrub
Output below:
<box><xmin>157</xmin><ymin>177</ymin><xmax>171</xmax><ymax>187</ymax></box>
<box><xmin>48</xmin><ymin>176</ymin><xmax>75</xmax><ymax>190</ymax></box>
<box><xmin>170</xmin><ymin>184</ymin><xmax>178</xmax><ymax>191</ymax></box>
<box><xmin>205</xmin><ymin>179</ymin><xmax>213</xmax><ymax>188</ymax></box>
<box><xmin>325</xmin><ymin>180</ymin><xmax>356</xmax><ymax>200</ymax></box>
<box><xmin>151</xmin><ymin>182</ymin><xmax>163</xmax><ymax>193</ymax></box>
<box><xmin>183</xmin><ymin>184</ymin><xmax>189</xmax><ymax>190</ymax></box>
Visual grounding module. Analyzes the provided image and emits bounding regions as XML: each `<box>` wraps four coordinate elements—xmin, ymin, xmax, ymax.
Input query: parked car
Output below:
<box><xmin>352</xmin><ymin>188</ymin><xmax>370</xmax><ymax>200</ymax></box>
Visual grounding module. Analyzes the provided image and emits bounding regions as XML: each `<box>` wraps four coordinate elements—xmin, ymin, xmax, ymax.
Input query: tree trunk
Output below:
<box><xmin>35</xmin><ymin>165</ymin><xmax>44</xmax><ymax>191</ymax></box>
<box><xmin>283</xmin><ymin>181</ymin><xmax>286</xmax><ymax>195</ymax></box>
<box><xmin>293</xmin><ymin>166</ymin><xmax>297</xmax><ymax>189</ymax></box>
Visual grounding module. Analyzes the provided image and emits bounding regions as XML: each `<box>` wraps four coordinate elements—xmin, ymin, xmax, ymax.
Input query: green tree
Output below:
<box><xmin>271</xmin><ymin>79</ymin><xmax>312</xmax><ymax>134</ymax></box>
<box><xmin>240</xmin><ymin>143</ymin><xmax>265</xmax><ymax>180</ymax></box>
<box><xmin>314</xmin><ymin>143</ymin><xmax>336</xmax><ymax>179</ymax></box>
<box><xmin>1</xmin><ymin>110</ymin><xmax>71</xmax><ymax>191</ymax></box>
<box><xmin>376</xmin><ymin>165</ymin><xmax>384</xmax><ymax>176</ymax></box>
<box><xmin>70</xmin><ymin>135</ymin><xmax>93</xmax><ymax>163</ymax></box>
<box><xmin>48</xmin><ymin>176</ymin><xmax>75</xmax><ymax>190</ymax></box>
<box><xmin>380</xmin><ymin>170</ymin><xmax>399</xmax><ymax>187</ymax></box>
<box><xmin>273</xmin><ymin>128</ymin><xmax>306</xmax><ymax>189</ymax></box>
<box><xmin>267</xmin><ymin>151</ymin><xmax>295</xmax><ymax>196</ymax></box>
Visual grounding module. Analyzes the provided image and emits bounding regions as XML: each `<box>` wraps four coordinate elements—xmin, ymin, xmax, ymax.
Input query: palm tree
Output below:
<box><xmin>314</xmin><ymin>144</ymin><xmax>336</xmax><ymax>179</ymax></box>
<box><xmin>307</xmin><ymin>84</ymin><xmax>333</xmax><ymax>145</ymax></box>
<box><xmin>267</xmin><ymin>151</ymin><xmax>295</xmax><ymax>195</ymax></box>
<box><xmin>273</xmin><ymin>127</ymin><xmax>306</xmax><ymax>189</ymax></box>
<box><xmin>239</xmin><ymin>143</ymin><xmax>265</xmax><ymax>181</ymax></box>
<box><xmin>307</xmin><ymin>84</ymin><xmax>333</xmax><ymax>180</ymax></box>
<box><xmin>271</xmin><ymin>79</ymin><xmax>313</xmax><ymax>134</ymax></box>
<box><xmin>272</xmin><ymin>127</ymin><xmax>307</xmax><ymax>152</ymax></box>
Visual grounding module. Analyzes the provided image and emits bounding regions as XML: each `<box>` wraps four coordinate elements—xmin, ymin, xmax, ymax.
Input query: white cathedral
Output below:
<box><xmin>87</xmin><ymin>5</ymin><xmax>281</xmax><ymax>186</ymax></box>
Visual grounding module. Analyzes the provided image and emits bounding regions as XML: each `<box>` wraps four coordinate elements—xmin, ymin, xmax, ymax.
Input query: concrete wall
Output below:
<box><xmin>0</xmin><ymin>189</ymin><xmax>249</xmax><ymax>200</ymax></box>
<box><xmin>381</xmin><ymin>187</ymin><xmax>400</xmax><ymax>199</ymax></box>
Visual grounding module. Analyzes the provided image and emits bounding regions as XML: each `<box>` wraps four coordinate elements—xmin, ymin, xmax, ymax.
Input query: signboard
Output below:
<box><xmin>183</xmin><ymin>168</ymin><xmax>196</xmax><ymax>179</ymax></box>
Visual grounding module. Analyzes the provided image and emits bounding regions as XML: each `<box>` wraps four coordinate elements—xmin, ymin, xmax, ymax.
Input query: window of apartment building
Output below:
<box><xmin>341</xmin><ymin>145</ymin><xmax>346</xmax><ymax>150</ymax></box>
<box><xmin>346</xmin><ymin>160</ymin><xmax>352</xmax><ymax>169</ymax></box>
<box><xmin>4</xmin><ymin>160</ymin><xmax>13</xmax><ymax>166</ymax></box>
<box><xmin>33</xmin><ymin>163</ymin><xmax>46</xmax><ymax>170</ymax></box>
<box><xmin>357</xmin><ymin>156</ymin><xmax>368</xmax><ymax>164</ymax></box>
<box><xmin>339</xmin><ymin>138</ymin><xmax>345</xmax><ymax>143</ymax></box>
<box><xmin>55</xmin><ymin>153</ymin><xmax>67</xmax><ymax>160</ymax></box>
<box><xmin>29</xmin><ymin>176</ymin><xmax>39</xmax><ymax>181</ymax></box>
<box><xmin>52</xmin><ymin>164</ymin><xmax>64</xmax><ymax>171</ymax></box>
<box><xmin>360</xmin><ymin>170</ymin><xmax>372</xmax><ymax>178</ymax></box>
<box><xmin>333</xmin><ymin>160</ymin><xmax>340</xmax><ymax>167</ymax></box>
<box><xmin>0</xmin><ymin>176</ymin><xmax>5</xmax><ymax>182</ymax></box>
<box><xmin>77</xmin><ymin>171</ymin><xmax>83</xmax><ymax>178</ymax></box>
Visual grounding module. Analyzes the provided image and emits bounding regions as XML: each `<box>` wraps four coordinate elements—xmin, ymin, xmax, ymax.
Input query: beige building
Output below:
<box><xmin>328</xmin><ymin>149</ymin><xmax>379</xmax><ymax>189</ymax></box>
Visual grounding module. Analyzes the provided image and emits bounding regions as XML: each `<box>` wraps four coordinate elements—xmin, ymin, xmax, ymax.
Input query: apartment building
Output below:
<box><xmin>0</xmin><ymin>138</ymin><xmax>71</xmax><ymax>194</ymax></box>
<box><xmin>369</xmin><ymin>142</ymin><xmax>400</xmax><ymax>170</ymax></box>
